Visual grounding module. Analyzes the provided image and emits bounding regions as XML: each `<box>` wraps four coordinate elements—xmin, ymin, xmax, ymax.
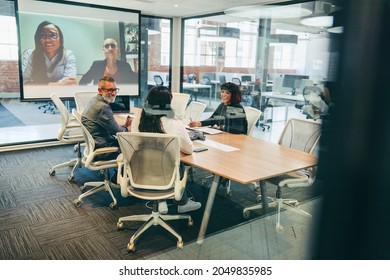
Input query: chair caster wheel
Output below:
<box><xmin>109</xmin><ymin>202</ymin><xmax>118</xmax><ymax>210</ymax></box>
<box><xmin>117</xmin><ymin>222</ymin><xmax>124</xmax><ymax>230</ymax></box>
<box><xmin>67</xmin><ymin>175</ymin><xmax>74</xmax><ymax>182</ymax></box>
<box><xmin>276</xmin><ymin>224</ymin><xmax>284</xmax><ymax>234</ymax></box>
<box><xmin>74</xmin><ymin>199</ymin><xmax>82</xmax><ymax>207</ymax></box>
<box><xmin>177</xmin><ymin>240</ymin><xmax>183</xmax><ymax>249</ymax></box>
<box><xmin>49</xmin><ymin>169</ymin><xmax>55</xmax><ymax>176</ymax></box>
<box><xmin>127</xmin><ymin>242</ymin><xmax>135</xmax><ymax>252</ymax></box>
<box><xmin>243</xmin><ymin>211</ymin><xmax>251</xmax><ymax>220</ymax></box>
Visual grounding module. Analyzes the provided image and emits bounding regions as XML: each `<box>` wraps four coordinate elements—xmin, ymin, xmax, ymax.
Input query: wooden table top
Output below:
<box><xmin>181</xmin><ymin>132</ymin><xmax>317</xmax><ymax>185</ymax></box>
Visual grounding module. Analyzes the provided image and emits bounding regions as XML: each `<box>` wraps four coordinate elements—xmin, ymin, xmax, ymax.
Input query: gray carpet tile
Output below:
<box><xmin>12</xmin><ymin>183</ymin><xmax>69</xmax><ymax>205</ymax></box>
<box><xmin>22</xmin><ymin>197</ymin><xmax>83</xmax><ymax>225</ymax></box>
<box><xmin>0</xmin><ymin>208</ymin><xmax>30</xmax><ymax>231</ymax></box>
<box><xmin>43</xmin><ymin>234</ymin><xmax>122</xmax><ymax>260</ymax></box>
<box><xmin>0</xmin><ymin>190</ymin><xmax>18</xmax><ymax>209</ymax></box>
<box><xmin>0</xmin><ymin>145</ymin><xmax>316</xmax><ymax>259</ymax></box>
<box><xmin>30</xmin><ymin>215</ymin><xmax>100</xmax><ymax>248</ymax></box>
<box><xmin>0</xmin><ymin>226</ymin><xmax>42</xmax><ymax>260</ymax></box>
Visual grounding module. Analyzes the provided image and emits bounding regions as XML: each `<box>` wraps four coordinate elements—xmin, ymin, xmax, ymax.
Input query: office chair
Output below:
<box><xmin>72</xmin><ymin>109</ymin><xmax>119</xmax><ymax>210</ymax></box>
<box><xmin>250</xmin><ymin>90</ymin><xmax>271</xmax><ymax>131</ymax></box>
<box><xmin>231</xmin><ymin>77</ymin><xmax>241</xmax><ymax>86</ymax></box>
<box><xmin>301</xmin><ymin>86</ymin><xmax>329</xmax><ymax>120</ymax></box>
<box><xmin>218</xmin><ymin>75</ymin><xmax>226</xmax><ymax>85</ymax></box>
<box><xmin>49</xmin><ymin>93</ymin><xmax>84</xmax><ymax>182</ymax></box>
<box><xmin>183</xmin><ymin>101</ymin><xmax>207</xmax><ymax>182</ymax></box>
<box><xmin>74</xmin><ymin>92</ymin><xmax>96</xmax><ymax>113</ymax></box>
<box><xmin>244</xmin><ymin>106</ymin><xmax>262</xmax><ymax>137</ymax></box>
<box><xmin>186</xmin><ymin>74</ymin><xmax>196</xmax><ymax>84</ymax></box>
<box><xmin>171</xmin><ymin>92</ymin><xmax>190</xmax><ymax>119</ymax></box>
<box><xmin>153</xmin><ymin>75</ymin><xmax>164</xmax><ymax>86</ymax></box>
<box><xmin>232</xmin><ymin>77</ymin><xmax>252</xmax><ymax>104</ymax></box>
<box><xmin>184</xmin><ymin>101</ymin><xmax>207</xmax><ymax>122</ymax></box>
<box><xmin>116</xmin><ymin>132</ymin><xmax>193</xmax><ymax>252</ymax></box>
<box><xmin>243</xmin><ymin>118</ymin><xmax>321</xmax><ymax>233</ymax></box>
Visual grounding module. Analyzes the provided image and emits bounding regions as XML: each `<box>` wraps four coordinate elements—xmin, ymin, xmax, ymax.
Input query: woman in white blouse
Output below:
<box><xmin>131</xmin><ymin>86</ymin><xmax>201</xmax><ymax>214</ymax></box>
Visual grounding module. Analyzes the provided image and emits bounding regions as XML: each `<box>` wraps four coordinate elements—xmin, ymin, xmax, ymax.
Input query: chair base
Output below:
<box><xmin>243</xmin><ymin>196</ymin><xmax>311</xmax><ymax>233</ymax></box>
<box><xmin>73</xmin><ymin>179</ymin><xmax>118</xmax><ymax>210</ymax></box>
<box><xmin>117</xmin><ymin>207</ymin><xmax>193</xmax><ymax>253</ymax></box>
<box><xmin>49</xmin><ymin>142</ymin><xmax>83</xmax><ymax>182</ymax></box>
<box><xmin>49</xmin><ymin>157</ymin><xmax>82</xmax><ymax>182</ymax></box>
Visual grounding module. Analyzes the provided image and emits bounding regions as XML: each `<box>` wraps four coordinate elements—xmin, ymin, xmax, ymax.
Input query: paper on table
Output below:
<box><xmin>188</xmin><ymin>126</ymin><xmax>223</xmax><ymax>135</ymax></box>
<box><xmin>194</xmin><ymin>139</ymin><xmax>239</xmax><ymax>152</ymax></box>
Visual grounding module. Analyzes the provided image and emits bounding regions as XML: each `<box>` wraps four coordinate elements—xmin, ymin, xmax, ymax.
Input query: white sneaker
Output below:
<box><xmin>158</xmin><ymin>201</ymin><xmax>168</xmax><ymax>214</ymax></box>
<box><xmin>178</xmin><ymin>199</ymin><xmax>201</xmax><ymax>213</ymax></box>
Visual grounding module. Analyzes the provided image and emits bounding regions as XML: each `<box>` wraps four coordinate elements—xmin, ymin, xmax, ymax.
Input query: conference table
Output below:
<box><xmin>180</xmin><ymin>132</ymin><xmax>317</xmax><ymax>243</ymax></box>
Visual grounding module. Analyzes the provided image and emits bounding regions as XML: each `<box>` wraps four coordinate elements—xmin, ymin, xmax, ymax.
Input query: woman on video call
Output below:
<box><xmin>23</xmin><ymin>20</ymin><xmax>77</xmax><ymax>85</ymax></box>
<box><xmin>79</xmin><ymin>38</ymin><xmax>137</xmax><ymax>85</ymax></box>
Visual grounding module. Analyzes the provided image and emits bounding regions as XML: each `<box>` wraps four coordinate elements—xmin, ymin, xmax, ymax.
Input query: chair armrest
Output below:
<box><xmin>85</xmin><ymin>147</ymin><xmax>120</xmax><ymax>166</ymax></box>
<box><xmin>116</xmin><ymin>154</ymin><xmax>131</xmax><ymax>197</ymax></box>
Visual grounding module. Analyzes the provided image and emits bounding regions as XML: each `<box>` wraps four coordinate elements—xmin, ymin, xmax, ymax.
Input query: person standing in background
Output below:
<box><xmin>23</xmin><ymin>20</ymin><xmax>77</xmax><ymax>85</ymax></box>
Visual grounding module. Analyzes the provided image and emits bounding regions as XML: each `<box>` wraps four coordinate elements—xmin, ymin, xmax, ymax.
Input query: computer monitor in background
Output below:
<box><xmin>282</xmin><ymin>74</ymin><xmax>310</xmax><ymax>95</ymax></box>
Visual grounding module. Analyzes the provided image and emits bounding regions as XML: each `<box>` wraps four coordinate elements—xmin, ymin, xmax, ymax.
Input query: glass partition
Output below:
<box><xmin>182</xmin><ymin>1</ymin><xmax>342</xmax><ymax>111</ymax></box>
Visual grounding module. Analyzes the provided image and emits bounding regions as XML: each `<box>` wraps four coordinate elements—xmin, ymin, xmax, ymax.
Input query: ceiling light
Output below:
<box><xmin>224</xmin><ymin>4</ymin><xmax>312</xmax><ymax>20</ymax></box>
<box><xmin>300</xmin><ymin>15</ymin><xmax>333</xmax><ymax>27</ymax></box>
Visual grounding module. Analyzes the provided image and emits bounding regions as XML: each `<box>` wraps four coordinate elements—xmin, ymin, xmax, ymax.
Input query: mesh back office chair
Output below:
<box><xmin>116</xmin><ymin>132</ymin><xmax>193</xmax><ymax>252</ymax></box>
<box><xmin>219</xmin><ymin>75</ymin><xmax>226</xmax><ymax>85</ymax></box>
<box><xmin>153</xmin><ymin>75</ymin><xmax>164</xmax><ymax>86</ymax></box>
<box><xmin>183</xmin><ymin>101</ymin><xmax>207</xmax><ymax>122</ymax></box>
<box><xmin>244</xmin><ymin>106</ymin><xmax>262</xmax><ymax>137</ymax></box>
<box><xmin>232</xmin><ymin>77</ymin><xmax>252</xmax><ymax>104</ymax></box>
<box><xmin>250</xmin><ymin>90</ymin><xmax>272</xmax><ymax>131</ymax></box>
<box><xmin>301</xmin><ymin>86</ymin><xmax>329</xmax><ymax>120</ymax></box>
<box><xmin>49</xmin><ymin>93</ymin><xmax>84</xmax><ymax>181</ymax></box>
<box><xmin>243</xmin><ymin>118</ymin><xmax>321</xmax><ymax>233</ymax></box>
<box><xmin>186</xmin><ymin>74</ymin><xmax>196</xmax><ymax>84</ymax></box>
<box><xmin>72</xmin><ymin>109</ymin><xmax>119</xmax><ymax>210</ymax></box>
<box><xmin>74</xmin><ymin>92</ymin><xmax>96</xmax><ymax>113</ymax></box>
<box><xmin>171</xmin><ymin>92</ymin><xmax>190</xmax><ymax>119</ymax></box>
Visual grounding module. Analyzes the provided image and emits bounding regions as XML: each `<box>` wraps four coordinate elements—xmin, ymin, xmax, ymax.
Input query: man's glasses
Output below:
<box><xmin>101</xmin><ymin>88</ymin><xmax>120</xmax><ymax>94</ymax></box>
<box><xmin>40</xmin><ymin>32</ymin><xmax>58</xmax><ymax>40</ymax></box>
<box><xmin>104</xmin><ymin>43</ymin><xmax>117</xmax><ymax>50</ymax></box>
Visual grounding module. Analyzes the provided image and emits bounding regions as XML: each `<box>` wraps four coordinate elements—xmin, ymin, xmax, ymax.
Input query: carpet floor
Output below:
<box><xmin>0</xmin><ymin>144</ymin><xmax>317</xmax><ymax>260</ymax></box>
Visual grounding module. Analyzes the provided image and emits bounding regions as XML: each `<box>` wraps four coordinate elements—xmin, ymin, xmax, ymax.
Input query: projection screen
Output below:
<box><xmin>17</xmin><ymin>0</ymin><xmax>140</xmax><ymax>100</ymax></box>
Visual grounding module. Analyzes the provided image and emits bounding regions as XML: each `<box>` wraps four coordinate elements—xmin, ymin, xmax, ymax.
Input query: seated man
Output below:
<box><xmin>81</xmin><ymin>76</ymin><xmax>132</xmax><ymax>161</ymax></box>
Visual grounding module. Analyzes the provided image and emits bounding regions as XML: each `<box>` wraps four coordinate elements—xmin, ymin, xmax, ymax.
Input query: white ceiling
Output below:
<box><xmin>65</xmin><ymin>0</ymin><xmax>285</xmax><ymax>18</ymax></box>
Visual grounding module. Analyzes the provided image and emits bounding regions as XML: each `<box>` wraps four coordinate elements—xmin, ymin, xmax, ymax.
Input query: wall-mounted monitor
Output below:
<box><xmin>17</xmin><ymin>0</ymin><xmax>140</xmax><ymax>100</ymax></box>
<box><xmin>282</xmin><ymin>74</ymin><xmax>310</xmax><ymax>95</ymax></box>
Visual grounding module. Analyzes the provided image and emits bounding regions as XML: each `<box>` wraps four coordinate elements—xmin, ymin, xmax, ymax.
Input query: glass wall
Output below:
<box><xmin>182</xmin><ymin>1</ymin><xmax>342</xmax><ymax>111</ymax></box>
<box><xmin>0</xmin><ymin>0</ymin><xmax>172</xmax><ymax>148</ymax></box>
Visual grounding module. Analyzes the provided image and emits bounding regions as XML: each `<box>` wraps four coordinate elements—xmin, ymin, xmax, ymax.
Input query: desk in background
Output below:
<box><xmin>262</xmin><ymin>91</ymin><xmax>305</xmax><ymax>121</ymax></box>
<box><xmin>180</xmin><ymin>132</ymin><xmax>317</xmax><ymax>243</ymax></box>
<box><xmin>183</xmin><ymin>83</ymin><xmax>212</xmax><ymax>106</ymax></box>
